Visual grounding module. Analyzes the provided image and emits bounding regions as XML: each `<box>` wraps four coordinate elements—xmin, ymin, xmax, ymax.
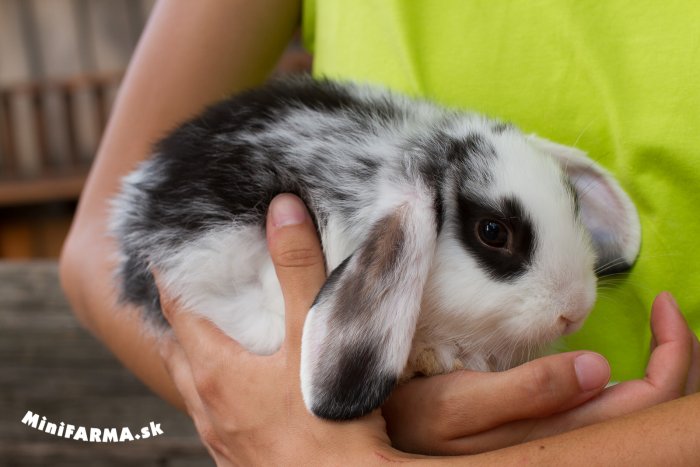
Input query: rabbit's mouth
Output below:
<box><xmin>560</xmin><ymin>315</ymin><xmax>586</xmax><ymax>336</ymax></box>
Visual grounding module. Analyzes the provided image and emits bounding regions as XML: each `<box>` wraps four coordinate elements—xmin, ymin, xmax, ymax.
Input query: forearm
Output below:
<box><xmin>60</xmin><ymin>0</ymin><xmax>299</xmax><ymax>408</ymax></box>
<box><xmin>60</xmin><ymin>226</ymin><xmax>184</xmax><ymax>408</ymax></box>
<box><xmin>428</xmin><ymin>393</ymin><xmax>700</xmax><ymax>466</ymax></box>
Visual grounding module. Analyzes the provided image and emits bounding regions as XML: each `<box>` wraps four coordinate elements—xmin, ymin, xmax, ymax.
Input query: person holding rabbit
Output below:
<box><xmin>61</xmin><ymin>1</ymin><xmax>700</xmax><ymax>464</ymax></box>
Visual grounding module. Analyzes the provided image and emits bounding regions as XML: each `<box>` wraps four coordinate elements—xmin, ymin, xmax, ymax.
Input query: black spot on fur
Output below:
<box><xmin>434</xmin><ymin>189</ymin><xmax>445</xmax><ymax>235</ymax></box>
<box><xmin>440</xmin><ymin>134</ymin><xmax>495</xmax><ymax>187</ymax></box>
<box><xmin>413</xmin><ymin>156</ymin><xmax>445</xmax><ymax>234</ymax></box>
<box><xmin>312</xmin><ymin>255</ymin><xmax>352</xmax><ymax>309</ymax></box>
<box><xmin>492</xmin><ymin>122</ymin><xmax>514</xmax><ymax>134</ymax></box>
<box><xmin>447</xmin><ymin>133</ymin><xmax>496</xmax><ymax>164</ymax></box>
<box><xmin>119</xmin><ymin>255</ymin><xmax>165</xmax><ymax>326</ymax></box>
<box><xmin>416</xmin><ymin>150</ymin><xmax>443</xmax><ymax>182</ymax></box>
<box><xmin>203</xmin><ymin>77</ymin><xmax>402</xmax><ymax>132</ymax></box>
<box><xmin>357</xmin><ymin>157</ymin><xmax>380</xmax><ymax>174</ymax></box>
<box><xmin>563</xmin><ymin>178</ymin><xmax>581</xmax><ymax>218</ymax></box>
<box><xmin>456</xmin><ymin>195</ymin><xmax>536</xmax><ymax>281</ymax></box>
<box><xmin>310</xmin><ymin>344</ymin><xmax>397</xmax><ymax>420</ymax></box>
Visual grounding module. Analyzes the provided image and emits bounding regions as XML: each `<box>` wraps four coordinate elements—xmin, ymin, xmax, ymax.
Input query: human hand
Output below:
<box><xmin>156</xmin><ymin>194</ymin><xmax>402</xmax><ymax>465</ymax></box>
<box><xmin>384</xmin><ymin>292</ymin><xmax>700</xmax><ymax>455</ymax></box>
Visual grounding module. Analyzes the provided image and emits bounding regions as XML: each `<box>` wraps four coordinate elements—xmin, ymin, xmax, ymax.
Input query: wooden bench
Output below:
<box><xmin>0</xmin><ymin>262</ymin><xmax>212</xmax><ymax>466</ymax></box>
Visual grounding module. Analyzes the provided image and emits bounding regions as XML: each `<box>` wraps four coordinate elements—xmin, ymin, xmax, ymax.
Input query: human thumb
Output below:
<box><xmin>266</xmin><ymin>194</ymin><xmax>326</xmax><ymax>343</ymax></box>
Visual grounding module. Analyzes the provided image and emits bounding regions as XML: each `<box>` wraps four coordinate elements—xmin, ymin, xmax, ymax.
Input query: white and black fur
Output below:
<box><xmin>111</xmin><ymin>77</ymin><xmax>641</xmax><ymax>420</ymax></box>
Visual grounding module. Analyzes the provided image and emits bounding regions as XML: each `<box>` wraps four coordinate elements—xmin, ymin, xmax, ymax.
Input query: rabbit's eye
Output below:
<box><xmin>477</xmin><ymin>220</ymin><xmax>509</xmax><ymax>249</ymax></box>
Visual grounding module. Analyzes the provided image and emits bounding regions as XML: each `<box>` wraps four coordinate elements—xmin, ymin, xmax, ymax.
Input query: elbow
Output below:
<box><xmin>59</xmin><ymin>223</ymin><xmax>100</xmax><ymax>332</ymax></box>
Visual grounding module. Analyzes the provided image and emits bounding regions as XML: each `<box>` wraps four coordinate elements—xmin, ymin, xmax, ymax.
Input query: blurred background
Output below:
<box><xmin>0</xmin><ymin>0</ymin><xmax>151</xmax><ymax>259</ymax></box>
<box><xmin>0</xmin><ymin>1</ymin><xmax>310</xmax><ymax>465</ymax></box>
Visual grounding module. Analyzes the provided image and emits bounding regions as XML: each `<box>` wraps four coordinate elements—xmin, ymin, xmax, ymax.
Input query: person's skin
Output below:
<box><xmin>60</xmin><ymin>0</ymin><xmax>700</xmax><ymax>461</ymax></box>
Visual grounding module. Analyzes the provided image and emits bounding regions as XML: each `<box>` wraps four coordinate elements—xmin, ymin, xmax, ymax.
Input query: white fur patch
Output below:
<box><xmin>159</xmin><ymin>225</ymin><xmax>285</xmax><ymax>355</ymax></box>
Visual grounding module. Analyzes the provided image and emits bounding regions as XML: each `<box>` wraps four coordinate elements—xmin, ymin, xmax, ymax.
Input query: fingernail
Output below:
<box><xmin>664</xmin><ymin>291</ymin><xmax>679</xmax><ymax>311</ymax></box>
<box><xmin>574</xmin><ymin>353</ymin><xmax>610</xmax><ymax>392</ymax></box>
<box><xmin>270</xmin><ymin>194</ymin><xmax>307</xmax><ymax>228</ymax></box>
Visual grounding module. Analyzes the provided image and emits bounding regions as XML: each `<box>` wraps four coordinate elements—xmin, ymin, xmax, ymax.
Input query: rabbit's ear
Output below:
<box><xmin>300</xmin><ymin>196</ymin><xmax>438</xmax><ymax>420</ymax></box>
<box><xmin>528</xmin><ymin>135</ymin><xmax>641</xmax><ymax>275</ymax></box>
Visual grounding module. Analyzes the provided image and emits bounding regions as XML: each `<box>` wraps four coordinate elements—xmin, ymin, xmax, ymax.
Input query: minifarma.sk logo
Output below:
<box><xmin>21</xmin><ymin>410</ymin><xmax>164</xmax><ymax>442</ymax></box>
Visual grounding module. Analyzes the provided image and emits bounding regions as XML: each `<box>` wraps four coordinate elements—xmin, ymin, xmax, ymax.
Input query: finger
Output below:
<box><xmin>159</xmin><ymin>336</ymin><xmax>228</xmax><ymax>460</ymax></box>
<box><xmin>526</xmin><ymin>293</ymin><xmax>696</xmax><ymax>435</ymax></box>
<box><xmin>265</xmin><ymin>194</ymin><xmax>326</xmax><ymax>349</ymax></box>
<box><xmin>645</xmin><ymin>292</ymin><xmax>692</xmax><ymax>397</ymax></box>
<box><xmin>653</xmin><ymin>292</ymin><xmax>700</xmax><ymax>395</ymax></box>
<box><xmin>463</xmin><ymin>352</ymin><xmax>609</xmax><ymax>430</ymax></box>
<box><xmin>159</xmin><ymin>335</ymin><xmax>210</xmax><ymax>421</ymax></box>
<box><xmin>150</xmin><ymin>268</ymin><xmax>178</xmax><ymax>326</ymax></box>
<box><xmin>686</xmin><ymin>329</ymin><xmax>700</xmax><ymax>394</ymax></box>
<box><xmin>384</xmin><ymin>351</ymin><xmax>609</xmax><ymax>454</ymax></box>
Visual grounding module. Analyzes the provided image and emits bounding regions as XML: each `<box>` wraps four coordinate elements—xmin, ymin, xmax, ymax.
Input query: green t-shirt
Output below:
<box><xmin>303</xmin><ymin>0</ymin><xmax>700</xmax><ymax>381</ymax></box>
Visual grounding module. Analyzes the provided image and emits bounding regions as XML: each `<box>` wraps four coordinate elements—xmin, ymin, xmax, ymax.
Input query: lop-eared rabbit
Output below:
<box><xmin>111</xmin><ymin>78</ymin><xmax>641</xmax><ymax>420</ymax></box>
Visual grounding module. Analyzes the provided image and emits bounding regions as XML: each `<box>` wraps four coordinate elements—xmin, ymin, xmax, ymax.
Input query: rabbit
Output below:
<box><xmin>110</xmin><ymin>76</ymin><xmax>641</xmax><ymax>420</ymax></box>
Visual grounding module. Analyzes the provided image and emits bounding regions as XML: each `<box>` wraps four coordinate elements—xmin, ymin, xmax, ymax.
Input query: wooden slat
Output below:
<box><xmin>10</xmin><ymin>89</ymin><xmax>41</xmax><ymax>177</ymax></box>
<box><xmin>62</xmin><ymin>87</ymin><xmax>81</xmax><ymax>167</ymax></box>
<box><xmin>0</xmin><ymin>262</ymin><xmax>212</xmax><ymax>466</ymax></box>
<box><xmin>0</xmin><ymin>173</ymin><xmax>87</xmax><ymax>206</ymax></box>
<box><xmin>0</xmin><ymin>72</ymin><xmax>122</xmax><ymax>95</ymax></box>
<box><xmin>31</xmin><ymin>90</ymin><xmax>51</xmax><ymax>172</ymax></box>
<box><xmin>0</xmin><ymin>90</ymin><xmax>17</xmax><ymax>176</ymax></box>
<box><xmin>91</xmin><ymin>80</ymin><xmax>109</xmax><ymax>134</ymax></box>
